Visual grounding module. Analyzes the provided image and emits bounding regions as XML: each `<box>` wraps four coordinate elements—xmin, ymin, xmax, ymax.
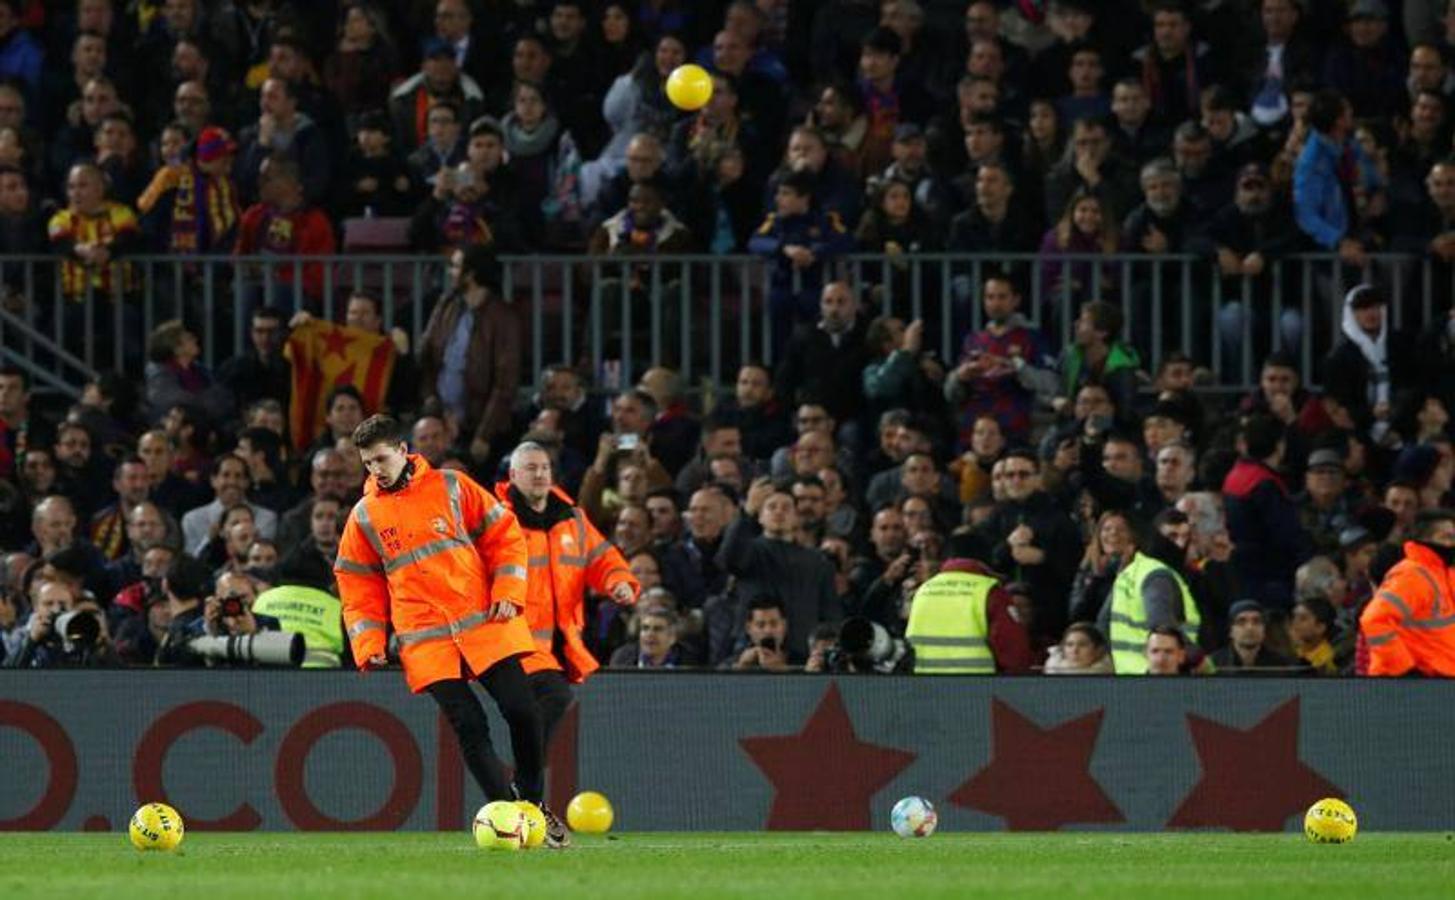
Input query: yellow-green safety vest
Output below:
<box><xmin>253</xmin><ymin>585</ymin><xmax>346</xmax><ymax>668</ymax></box>
<box><xmin>906</xmin><ymin>571</ymin><xmax>996</xmax><ymax>674</ymax></box>
<box><xmin>1108</xmin><ymin>552</ymin><xmax>1199</xmax><ymax>675</ymax></box>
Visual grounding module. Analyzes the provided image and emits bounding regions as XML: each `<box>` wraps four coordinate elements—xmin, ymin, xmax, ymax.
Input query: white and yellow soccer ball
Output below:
<box><xmin>129</xmin><ymin>802</ymin><xmax>185</xmax><ymax>851</ymax></box>
<box><xmin>1305</xmin><ymin>797</ymin><xmax>1357</xmax><ymax>844</ymax></box>
<box><xmin>890</xmin><ymin>796</ymin><xmax>938</xmax><ymax>838</ymax></box>
<box><xmin>474</xmin><ymin>801</ymin><xmax>527</xmax><ymax>850</ymax></box>
<box><xmin>515</xmin><ymin>802</ymin><xmax>547</xmax><ymax>849</ymax></box>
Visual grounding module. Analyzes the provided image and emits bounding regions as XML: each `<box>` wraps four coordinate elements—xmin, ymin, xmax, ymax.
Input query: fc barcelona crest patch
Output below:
<box><xmin>431</xmin><ymin>517</ymin><xmax>450</xmax><ymax>535</ymax></box>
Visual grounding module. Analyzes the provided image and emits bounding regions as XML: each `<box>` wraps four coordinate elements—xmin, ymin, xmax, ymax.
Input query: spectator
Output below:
<box><xmin>338</xmin><ymin>109</ymin><xmax>414</xmax><ymax>219</ymax></box>
<box><xmin>322</xmin><ymin>1</ymin><xmax>400</xmax><ymax>122</ymax></box>
<box><xmin>947</xmin><ymin>161</ymin><xmax>1039</xmax><ymax>255</ymax></box>
<box><xmin>717</xmin><ymin>478</ymin><xmax>841</xmax><ymax>663</ymax></box>
<box><xmin>591</xmin><ymin>32</ymin><xmax>688</xmax><ymax>199</ymax></box>
<box><xmin>766</xmin><ymin>124</ymin><xmax>862</xmax><ymax>225</ymax></box>
<box><xmin>1210</xmin><ymin>599</ymin><xmax>1306</xmax><ymax>675</ymax></box>
<box><xmin>502</xmin><ymin>79</ymin><xmax>585</xmax><ymax>248</ymax></box>
<box><xmin>143</xmin><ymin>320</ymin><xmax>233</xmax><ymax>427</ymax></box>
<box><xmin>273</xmin><ymin>494</ymin><xmax>342</xmax><ymax>592</ymax></box>
<box><xmin>1154</xmin><ymin>441</ymin><xmax>1197</xmax><ymax>509</ymax></box>
<box><xmin>389</xmin><ymin>39</ymin><xmax>484</xmax><ymax>154</ymax></box>
<box><xmin>197</xmin><ymin>502</ymin><xmax>256</xmax><ymax>576</ymax></box>
<box><xmin>1297</xmin><ymin>447</ymin><xmax>1359</xmax><ymax>553</ymax></box>
<box><xmin>1122</xmin><ymin>157</ymin><xmax>1201</xmax><ymax>257</ymax></box>
<box><xmin>1108</xmin><ymin>78</ymin><xmax>1170</xmax><ymax>167</ymax></box>
<box><xmin>714</xmin><ymin>363</ymin><xmax>793</xmax><ymax>464</ymax></box>
<box><xmin>1294</xmin><ymin>89</ymin><xmax>1382</xmax><ymax>267</ymax></box>
<box><xmin>749</xmin><ymin>170</ymin><xmax>853</xmax><ymax>352</ymax></box>
<box><xmin>0</xmin><ymin>0</ymin><xmax>41</xmax><ymax>104</ymax></box>
<box><xmin>861</xmin><ymin>316</ymin><xmax>943</xmax><ymax>425</ymax></box>
<box><xmin>1243</xmin><ymin>0</ymin><xmax>1320</xmax><ymax>129</ymax></box>
<box><xmin>1144</xmin><ymin>624</ymin><xmax>1190</xmax><ymax>675</ymax></box>
<box><xmin>1222</xmin><ymin>414</ymin><xmax>1313</xmax><ymax>613</ymax></box>
<box><xmin>726</xmin><ymin>594</ymin><xmax>791</xmax><ymax>671</ymax></box>
<box><xmin>46</xmin><ymin>161</ymin><xmax>142</xmax><ymax>366</ymax></box>
<box><xmin>236</xmin><ymin>77</ymin><xmax>332</xmax><ymax>205</ymax></box>
<box><xmin>137</xmin><ymin>125</ymin><xmax>242</xmax><ymax>257</ymax></box>
<box><xmin>976</xmin><ymin>449</ymin><xmax>1082</xmax><ymax>650</ymax></box>
<box><xmin>1044</xmin><ymin>116</ymin><xmax>1139</xmax><ymax>226</ymax></box>
<box><xmin>235</xmin><ymin>156</ymin><xmax>336</xmax><ymax>312</ymax></box>
<box><xmin>216</xmin><ymin>306</ymin><xmax>290</xmax><ymax>419</ymax></box>
<box><xmin>1050</xmin><ymin>300</ymin><xmax>1141</xmax><ymax>418</ymax></box>
<box><xmin>179</xmin><ymin>454</ymin><xmax>279</xmax><ymax>555</ymax></box>
<box><xmin>1037</xmin><ymin>190</ymin><xmax>1119</xmax><ymax>311</ymax></box>
<box><xmin>658</xmin><ymin>483</ymin><xmax>735</xmax><ymax>606</ymax></box>
<box><xmin>1134</xmin><ymin>1</ymin><xmax>1216</xmax><ymax>127</ymax></box>
<box><xmin>419</xmin><ymin>246</ymin><xmax>520</xmax><ymax>466</ymax></box>
<box><xmin>774</xmin><ymin>281</ymin><xmax>869</xmax><ymax>432</ymax></box>
<box><xmin>946</xmin><ymin>273</ymin><xmax>1054</xmax><ymax>442</ymax></box>
<box><xmin>410</xmin><ymin>116</ymin><xmax>523</xmax><ymax>254</ymax></box>
<box><xmin>1056</xmin><ymin>43</ymin><xmax>1109</xmax><ymax>126</ymax></box>
<box><xmin>1321</xmin><ymin>0</ymin><xmax>1405</xmax><ymax>119</ymax></box>
<box><xmin>1290</xmin><ymin>594</ymin><xmax>1343</xmax><ymax>676</ymax></box>
<box><xmin>1325</xmin><ymin>284</ymin><xmax>1415</xmax><ymax>441</ymax></box>
<box><xmin>609</xmin><ymin>605</ymin><xmax>694</xmax><ymax>668</ymax></box>
<box><xmin>674</xmin><ymin>416</ymin><xmax>745</xmax><ymax>498</ymax></box>
<box><xmin>1043</xmin><ymin>621</ymin><xmax>1113</xmax><ymax>674</ymax></box>
<box><xmin>88</xmin><ymin>457</ymin><xmax>153</xmax><ymax>562</ymax></box>
<box><xmin>405</xmin><ymin>99</ymin><xmax>465</xmax><ymax>191</ymax></box>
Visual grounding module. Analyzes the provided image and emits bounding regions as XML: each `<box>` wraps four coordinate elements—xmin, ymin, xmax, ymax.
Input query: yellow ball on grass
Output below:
<box><xmin>566</xmin><ymin>791</ymin><xmax>614</xmax><ymax>834</ymax></box>
<box><xmin>129</xmin><ymin>802</ymin><xmax>185</xmax><ymax>852</ymax></box>
<box><xmin>1305</xmin><ymin>797</ymin><xmax>1357</xmax><ymax>844</ymax></box>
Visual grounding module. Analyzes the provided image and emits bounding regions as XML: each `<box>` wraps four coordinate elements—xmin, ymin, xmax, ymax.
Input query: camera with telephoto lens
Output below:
<box><xmin>52</xmin><ymin>608</ymin><xmax>101</xmax><ymax>652</ymax></box>
<box><xmin>824</xmin><ymin>616</ymin><xmax>911</xmax><ymax>674</ymax></box>
<box><xmin>187</xmin><ymin>631</ymin><xmax>305</xmax><ymax>667</ymax></box>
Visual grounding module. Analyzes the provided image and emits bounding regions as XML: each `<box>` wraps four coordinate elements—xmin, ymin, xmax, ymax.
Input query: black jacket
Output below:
<box><xmin>775</xmin><ymin>318</ymin><xmax>872</xmax><ymax>425</ymax></box>
<box><xmin>975</xmin><ymin>491</ymin><xmax>1083</xmax><ymax>645</ymax></box>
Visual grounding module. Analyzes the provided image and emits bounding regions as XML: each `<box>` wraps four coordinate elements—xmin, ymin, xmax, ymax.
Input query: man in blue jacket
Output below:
<box><xmin>1293</xmin><ymin>88</ymin><xmax>1383</xmax><ymax>269</ymax></box>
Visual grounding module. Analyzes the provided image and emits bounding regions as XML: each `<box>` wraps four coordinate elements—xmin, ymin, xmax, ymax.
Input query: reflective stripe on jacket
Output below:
<box><xmin>906</xmin><ymin>571</ymin><xmax>996</xmax><ymax>674</ymax></box>
<box><xmin>1362</xmin><ymin>542</ymin><xmax>1455</xmax><ymax>677</ymax></box>
<box><xmin>1109</xmin><ymin>552</ymin><xmax>1199</xmax><ymax>675</ymax></box>
<box><xmin>494</xmin><ymin>483</ymin><xmax>638</xmax><ymax>684</ymax></box>
<box><xmin>334</xmin><ymin>454</ymin><xmax>532</xmax><ymax>692</ymax></box>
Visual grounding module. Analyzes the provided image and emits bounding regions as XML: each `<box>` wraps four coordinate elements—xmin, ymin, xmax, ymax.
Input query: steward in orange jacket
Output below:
<box><xmin>499</xmin><ymin>441</ymin><xmax>639</xmax><ymax>746</ymax></box>
<box><xmin>334</xmin><ymin>416</ymin><xmax>567</xmax><ymax>846</ymax></box>
<box><xmin>1362</xmin><ymin>510</ymin><xmax>1455</xmax><ymax>678</ymax></box>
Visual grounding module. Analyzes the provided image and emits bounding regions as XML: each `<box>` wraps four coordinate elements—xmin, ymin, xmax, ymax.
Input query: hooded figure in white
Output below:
<box><xmin>1326</xmin><ymin>283</ymin><xmax>1411</xmax><ymax>442</ymax></box>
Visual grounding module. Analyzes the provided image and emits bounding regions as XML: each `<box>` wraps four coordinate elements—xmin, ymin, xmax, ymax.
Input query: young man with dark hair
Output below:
<box><xmin>334</xmin><ymin>415</ymin><xmax>568</xmax><ymax>847</ymax></box>
<box><xmin>1221</xmin><ymin>414</ymin><xmax>1313</xmax><ymax>613</ymax></box>
<box><xmin>1051</xmin><ymin>300</ymin><xmax>1141</xmax><ymax>416</ymax></box>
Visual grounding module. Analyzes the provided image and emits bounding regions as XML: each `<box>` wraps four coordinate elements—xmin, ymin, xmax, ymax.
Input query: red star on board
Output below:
<box><xmin>1168</xmin><ymin>696</ymin><xmax>1342</xmax><ymax>831</ymax></box>
<box><xmin>949</xmin><ymin>698</ymin><xmax>1124</xmax><ymax>830</ymax></box>
<box><xmin>320</xmin><ymin>328</ymin><xmax>355</xmax><ymax>360</ymax></box>
<box><xmin>739</xmin><ymin>683</ymin><xmax>915</xmax><ymax>830</ymax></box>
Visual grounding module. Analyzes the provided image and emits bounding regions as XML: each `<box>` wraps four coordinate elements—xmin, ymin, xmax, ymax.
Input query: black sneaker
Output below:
<box><xmin>540</xmin><ymin>803</ymin><xmax>571</xmax><ymax>849</ymax></box>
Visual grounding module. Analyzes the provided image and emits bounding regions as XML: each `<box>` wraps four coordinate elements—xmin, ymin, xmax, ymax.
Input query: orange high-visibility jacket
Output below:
<box><xmin>334</xmin><ymin>455</ymin><xmax>533</xmax><ymax>692</ymax></box>
<box><xmin>494</xmin><ymin>482</ymin><xmax>638</xmax><ymax>683</ymax></box>
<box><xmin>1362</xmin><ymin>541</ymin><xmax>1455</xmax><ymax>677</ymax></box>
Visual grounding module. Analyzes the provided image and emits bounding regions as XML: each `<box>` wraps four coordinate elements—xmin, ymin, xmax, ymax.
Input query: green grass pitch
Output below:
<box><xmin>2</xmin><ymin>832</ymin><xmax>1453</xmax><ymax>899</ymax></box>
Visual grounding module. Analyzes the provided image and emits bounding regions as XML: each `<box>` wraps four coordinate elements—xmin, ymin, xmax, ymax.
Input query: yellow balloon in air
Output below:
<box><xmin>566</xmin><ymin>791</ymin><xmax>615</xmax><ymax>834</ymax></box>
<box><xmin>666</xmin><ymin>64</ymin><xmax>714</xmax><ymax>111</ymax></box>
<box><xmin>1304</xmin><ymin>797</ymin><xmax>1357</xmax><ymax>844</ymax></box>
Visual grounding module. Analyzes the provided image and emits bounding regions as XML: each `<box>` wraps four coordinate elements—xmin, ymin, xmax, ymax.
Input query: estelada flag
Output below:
<box><xmin>284</xmin><ymin>319</ymin><xmax>397</xmax><ymax>452</ymax></box>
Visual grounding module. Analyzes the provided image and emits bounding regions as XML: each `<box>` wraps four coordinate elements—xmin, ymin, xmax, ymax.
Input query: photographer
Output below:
<box><xmin>819</xmin><ymin>616</ymin><xmax>913</xmax><ymax>674</ymax></box>
<box><xmin>5</xmin><ymin>579</ymin><xmax>119</xmax><ymax>668</ymax></box>
<box><xmin>197</xmin><ymin>572</ymin><xmax>280</xmax><ymax>643</ymax></box>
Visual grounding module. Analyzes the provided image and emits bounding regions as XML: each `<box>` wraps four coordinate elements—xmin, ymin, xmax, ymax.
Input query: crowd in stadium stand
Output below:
<box><xmin>3</xmin><ymin>0</ymin><xmax>1455</xmax><ymax>676</ymax></box>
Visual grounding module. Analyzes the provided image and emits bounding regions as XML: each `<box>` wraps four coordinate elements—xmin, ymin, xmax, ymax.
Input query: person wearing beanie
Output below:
<box><xmin>1208</xmin><ymin>599</ymin><xmax>1306</xmax><ymax>675</ymax></box>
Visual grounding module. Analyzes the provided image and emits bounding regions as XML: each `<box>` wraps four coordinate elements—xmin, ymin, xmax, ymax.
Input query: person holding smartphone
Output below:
<box><xmin>730</xmin><ymin>594</ymin><xmax>791</xmax><ymax>671</ymax></box>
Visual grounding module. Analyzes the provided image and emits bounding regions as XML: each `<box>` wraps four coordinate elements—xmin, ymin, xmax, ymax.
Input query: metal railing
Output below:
<box><xmin>0</xmin><ymin>251</ymin><xmax>1446</xmax><ymax>399</ymax></box>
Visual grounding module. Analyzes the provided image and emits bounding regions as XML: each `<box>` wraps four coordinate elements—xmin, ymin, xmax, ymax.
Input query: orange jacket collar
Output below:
<box><xmin>364</xmin><ymin>452</ymin><xmax>431</xmax><ymax>497</ymax></box>
<box><xmin>493</xmin><ymin>480</ymin><xmax>577</xmax><ymax>507</ymax></box>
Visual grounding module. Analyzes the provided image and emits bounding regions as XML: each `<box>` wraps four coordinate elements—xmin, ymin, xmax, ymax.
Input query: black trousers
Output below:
<box><xmin>528</xmin><ymin>668</ymin><xmax>575</xmax><ymax>750</ymax></box>
<box><xmin>426</xmin><ymin>655</ymin><xmax>545</xmax><ymax>803</ymax></box>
